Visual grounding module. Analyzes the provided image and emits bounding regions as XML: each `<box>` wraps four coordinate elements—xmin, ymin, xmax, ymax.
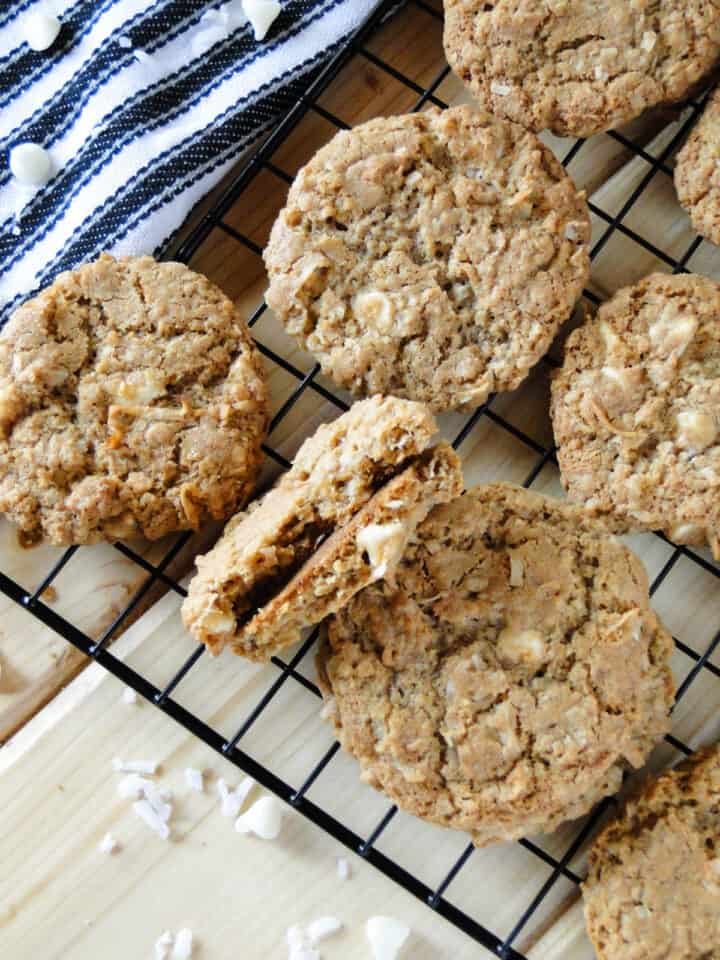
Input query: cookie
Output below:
<box><xmin>264</xmin><ymin>106</ymin><xmax>589</xmax><ymax>411</ymax></box>
<box><xmin>182</xmin><ymin>395</ymin><xmax>463</xmax><ymax>659</ymax></box>
<box><xmin>443</xmin><ymin>0</ymin><xmax>720</xmax><ymax>137</ymax></box>
<box><xmin>676</xmin><ymin>86</ymin><xmax>720</xmax><ymax>245</ymax></box>
<box><xmin>0</xmin><ymin>254</ymin><xmax>268</xmax><ymax>545</ymax></box>
<box><xmin>584</xmin><ymin>744</ymin><xmax>720</xmax><ymax>960</ymax></box>
<box><xmin>318</xmin><ymin>483</ymin><xmax>674</xmax><ymax>847</ymax></box>
<box><xmin>551</xmin><ymin>272</ymin><xmax>720</xmax><ymax>559</ymax></box>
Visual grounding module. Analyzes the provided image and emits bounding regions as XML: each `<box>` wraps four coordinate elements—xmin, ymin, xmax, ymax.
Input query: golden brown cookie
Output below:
<box><xmin>443</xmin><ymin>0</ymin><xmax>720</xmax><ymax>137</ymax></box>
<box><xmin>182</xmin><ymin>395</ymin><xmax>463</xmax><ymax>660</ymax></box>
<box><xmin>676</xmin><ymin>86</ymin><xmax>720</xmax><ymax>245</ymax></box>
<box><xmin>0</xmin><ymin>254</ymin><xmax>268</xmax><ymax>545</ymax></box>
<box><xmin>584</xmin><ymin>744</ymin><xmax>720</xmax><ymax>960</ymax></box>
<box><xmin>318</xmin><ymin>483</ymin><xmax>674</xmax><ymax>847</ymax></box>
<box><xmin>264</xmin><ymin>106</ymin><xmax>589</xmax><ymax>411</ymax></box>
<box><xmin>551</xmin><ymin>272</ymin><xmax>720</xmax><ymax>559</ymax></box>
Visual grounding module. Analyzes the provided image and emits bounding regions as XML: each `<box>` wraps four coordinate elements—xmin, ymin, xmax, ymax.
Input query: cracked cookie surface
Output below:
<box><xmin>443</xmin><ymin>0</ymin><xmax>720</xmax><ymax>137</ymax></box>
<box><xmin>182</xmin><ymin>395</ymin><xmax>462</xmax><ymax>660</ymax></box>
<box><xmin>318</xmin><ymin>483</ymin><xmax>674</xmax><ymax>847</ymax></box>
<box><xmin>0</xmin><ymin>254</ymin><xmax>268</xmax><ymax>545</ymax></box>
<box><xmin>676</xmin><ymin>86</ymin><xmax>720</xmax><ymax>246</ymax></box>
<box><xmin>264</xmin><ymin>106</ymin><xmax>589</xmax><ymax>411</ymax></box>
<box><xmin>584</xmin><ymin>744</ymin><xmax>720</xmax><ymax>960</ymax></box>
<box><xmin>551</xmin><ymin>272</ymin><xmax>720</xmax><ymax>559</ymax></box>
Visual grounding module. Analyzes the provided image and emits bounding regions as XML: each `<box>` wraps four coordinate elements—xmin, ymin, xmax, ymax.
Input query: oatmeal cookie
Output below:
<box><xmin>182</xmin><ymin>395</ymin><xmax>463</xmax><ymax>659</ymax></box>
<box><xmin>318</xmin><ymin>483</ymin><xmax>674</xmax><ymax>846</ymax></box>
<box><xmin>676</xmin><ymin>86</ymin><xmax>720</xmax><ymax>246</ymax></box>
<box><xmin>0</xmin><ymin>254</ymin><xmax>268</xmax><ymax>545</ymax></box>
<box><xmin>264</xmin><ymin>106</ymin><xmax>589</xmax><ymax>411</ymax></box>
<box><xmin>551</xmin><ymin>272</ymin><xmax>720</xmax><ymax>558</ymax></box>
<box><xmin>584</xmin><ymin>744</ymin><xmax>720</xmax><ymax>960</ymax></box>
<box><xmin>444</xmin><ymin>0</ymin><xmax>720</xmax><ymax>137</ymax></box>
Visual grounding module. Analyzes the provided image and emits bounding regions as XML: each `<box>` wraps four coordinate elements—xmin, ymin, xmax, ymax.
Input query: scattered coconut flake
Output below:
<box><xmin>133</xmin><ymin>798</ymin><xmax>170</xmax><ymax>840</ymax></box>
<box><xmin>113</xmin><ymin>757</ymin><xmax>158</xmax><ymax>775</ymax></box>
<box><xmin>155</xmin><ymin>931</ymin><xmax>173</xmax><ymax>960</ymax></box>
<box><xmin>142</xmin><ymin>780</ymin><xmax>172</xmax><ymax>821</ymax></box>
<box><xmin>235</xmin><ymin>795</ymin><xmax>283</xmax><ymax>839</ymax></box>
<box><xmin>490</xmin><ymin>81</ymin><xmax>511</xmax><ymax>96</ymax></box>
<box><xmin>99</xmin><ymin>832</ymin><xmax>119</xmax><ymax>854</ymax></box>
<box><xmin>116</xmin><ymin>773</ymin><xmax>153</xmax><ymax>799</ymax></box>
<box><xmin>242</xmin><ymin>0</ymin><xmax>281</xmax><ymax>40</ymax></box>
<box><xmin>122</xmin><ymin>686</ymin><xmax>138</xmax><ymax>705</ymax></box>
<box><xmin>118</xmin><ymin>35</ymin><xmax>133</xmax><ymax>49</ymax></box>
<box><xmin>171</xmin><ymin>928</ymin><xmax>193</xmax><ymax>959</ymax></box>
<box><xmin>9</xmin><ymin>143</ymin><xmax>53</xmax><ymax>186</ymax></box>
<box><xmin>336</xmin><ymin>856</ymin><xmax>350</xmax><ymax>880</ymax></box>
<box><xmin>185</xmin><ymin>768</ymin><xmax>204</xmax><ymax>793</ymax></box>
<box><xmin>25</xmin><ymin>11</ymin><xmax>61</xmax><ymax>51</ymax></box>
<box><xmin>366</xmin><ymin>916</ymin><xmax>410</xmax><ymax>960</ymax></box>
<box><xmin>217</xmin><ymin>776</ymin><xmax>255</xmax><ymax>816</ymax></box>
<box><xmin>306</xmin><ymin>916</ymin><xmax>342</xmax><ymax>945</ymax></box>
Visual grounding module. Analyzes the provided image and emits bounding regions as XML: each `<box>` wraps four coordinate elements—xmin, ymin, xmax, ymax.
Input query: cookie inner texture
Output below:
<box><xmin>269</xmin><ymin>111</ymin><xmax>588</xmax><ymax>406</ymax></box>
<box><xmin>324</xmin><ymin>493</ymin><xmax>671</xmax><ymax>839</ymax></box>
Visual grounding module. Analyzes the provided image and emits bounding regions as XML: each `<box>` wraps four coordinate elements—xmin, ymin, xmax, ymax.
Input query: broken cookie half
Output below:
<box><xmin>182</xmin><ymin>395</ymin><xmax>463</xmax><ymax>660</ymax></box>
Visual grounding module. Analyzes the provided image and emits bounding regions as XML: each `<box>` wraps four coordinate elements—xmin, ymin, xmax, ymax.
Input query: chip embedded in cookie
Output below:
<box><xmin>264</xmin><ymin>106</ymin><xmax>589</xmax><ymax>411</ymax></box>
<box><xmin>0</xmin><ymin>254</ymin><xmax>268</xmax><ymax>545</ymax></box>
<box><xmin>443</xmin><ymin>0</ymin><xmax>720</xmax><ymax>137</ymax></box>
<box><xmin>551</xmin><ymin>272</ymin><xmax>720</xmax><ymax>559</ymax></box>
<box><xmin>182</xmin><ymin>395</ymin><xmax>463</xmax><ymax>660</ymax></box>
<box><xmin>583</xmin><ymin>744</ymin><xmax>720</xmax><ymax>960</ymax></box>
<box><xmin>676</xmin><ymin>86</ymin><xmax>720</xmax><ymax>246</ymax></box>
<box><xmin>318</xmin><ymin>483</ymin><xmax>674</xmax><ymax>847</ymax></box>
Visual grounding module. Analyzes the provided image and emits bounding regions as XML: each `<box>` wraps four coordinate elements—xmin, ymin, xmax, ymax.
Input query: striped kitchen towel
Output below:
<box><xmin>0</xmin><ymin>0</ymin><xmax>381</xmax><ymax>325</ymax></box>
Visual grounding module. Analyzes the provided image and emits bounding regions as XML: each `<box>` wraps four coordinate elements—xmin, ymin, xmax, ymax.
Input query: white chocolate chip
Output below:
<box><xmin>675</xmin><ymin>411</ymin><xmax>717</xmax><ymax>452</ymax></box>
<box><xmin>356</xmin><ymin>522</ymin><xmax>408</xmax><ymax>580</ymax></box>
<box><xmin>641</xmin><ymin>30</ymin><xmax>656</xmax><ymax>51</ymax></box>
<box><xmin>242</xmin><ymin>0</ymin><xmax>281</xmax><ymax>40</ymax></box>
<box><xmin>649</xmin><ymin>307</ymin><xmax>697</xmax><ymax>358</ymax></box>
<box><xmin>508</xmin><ymin>553</ymin><xmax>524</xmax><ymax>587</ymax></box>
<box><xmin>9</xmin><ymin>142</ymin><xmax>53</xmax><ymax>185</ymax></box>
<box><xmin>235</xmin><ymin>795</ymin><xmax>284</xmax><ymax>839</ymax></box>
<box><xmin>366</xmin><ymin>916</ymin><xmax>410</xmax><ymax>960</ymax></box>
<box><xmin>25</xmin><ymin>12</ymin><xmax>61</xmax><ymax>51</ymax></box>
<box><xmin>497</xmin><ymin>628</ymin><xmax>546</xmax><ymax>667</ymax></box>
<box><xmin>354</xmin><ymin>291</ymin><xmax>395</xmax><ymax>334</ymax></box>
<box><xmin>490</xmin><ymin>81</ymin><xmax>511</xmax><ymax>96</ymax></box>
<box><xmin>669</xmin><ymin>523</ymin><xmax>705</xmax><ymax>544</ymax></box>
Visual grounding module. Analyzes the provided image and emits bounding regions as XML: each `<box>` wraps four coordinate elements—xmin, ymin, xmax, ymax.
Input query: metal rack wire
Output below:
<box><xmin>1</xmin><ymin>2</ymin><xmax>719</xmax><ymax>956</ymax></box>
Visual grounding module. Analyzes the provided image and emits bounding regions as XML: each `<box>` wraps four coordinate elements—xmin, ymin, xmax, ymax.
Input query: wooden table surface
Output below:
<box><xmin>2</xmin><ymin>3</ymin><xmax>720</xmax><ymax>958</ymax></box>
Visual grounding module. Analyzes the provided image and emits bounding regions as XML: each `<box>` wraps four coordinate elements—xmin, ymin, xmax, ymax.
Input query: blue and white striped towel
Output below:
<box><xmin>0</xmin><ymin>0</ymin><xmax>380</xmax><ymax>325</ymax></box>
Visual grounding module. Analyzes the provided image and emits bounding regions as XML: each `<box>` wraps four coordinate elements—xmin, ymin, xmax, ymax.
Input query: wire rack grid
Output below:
<box><xmin>2</xmin><ymin>2</ymin><xmax>720</xmax><ymax>957</ymax></box>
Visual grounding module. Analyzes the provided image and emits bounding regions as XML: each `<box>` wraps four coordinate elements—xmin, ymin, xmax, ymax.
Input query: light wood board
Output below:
<box><xmin>2</xmin><ymin>3</ymin><xmax>720</xmax><ymax>959</ymax></box>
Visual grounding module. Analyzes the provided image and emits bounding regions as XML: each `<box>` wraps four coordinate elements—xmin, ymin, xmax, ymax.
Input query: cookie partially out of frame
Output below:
<box><xmin>676</xmin><ymin>86</ymin><xmax>720</xmax><ymax>246</ymax></box>
<box><xmin>443</xmin><ymin>0</ymin><xmax>720</xmax><ymax>137</ymax></box>
<box><xmin>182</xmin><ymin>395</ymin><xmax>463</xmax><ymax>660</ymax></box>
<box><xmin>318</xmin><ymin>483</ymin><xmax>674</xmax><ymax>847</ymax></box>
<box><xmin>551</xmin><ymin>272</ymin><xmax>720</xmax><ymax>559</ymax></box>
<box><xmin>264</xmin><ymin>106</ymin><xmax>589</xmax><ymax>411</ymax></box>
<box><xmin>584</xmin><ymin>745</ymin><xmax>720</xmax><ymax>960</ymax></box>
<box><xmin>0</xmin><ymin>254</ymin><xmax>268</xmax><ymax>545</ymax></box>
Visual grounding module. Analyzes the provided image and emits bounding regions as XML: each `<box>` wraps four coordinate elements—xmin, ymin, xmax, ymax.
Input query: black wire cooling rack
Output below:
<box><xmin>2</xmin><ymin>2</ymin><xmax>720</xmax><ymax>956</ymax></box>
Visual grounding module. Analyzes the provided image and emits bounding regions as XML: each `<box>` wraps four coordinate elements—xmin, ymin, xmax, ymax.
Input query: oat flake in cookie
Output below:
<box><xmin>0</xmin><ymin>254</ymin><xmax>268</xmax><ymax>545</ymax></box>
<box><xmin>318</xmin><ymin>484</ymin><xmax>674</xmax><ymax>847</ymax></box>
<box><xmin>584</xmin><ymin>744</ymin><xmax>720</xmax><ymax>960</ymax></box>
<box><xmin>443</xmin><ymin>0</ymin><xmax>720</xmax><ymax>138</ymax></box>
<box><xmin>264</xmin><ymin>106</ymin><xmax>589</xmax><ymax>411</ymax></box>
<box><xmin>182</xmin><ymin>395</ymin><xmax>463</xmax><ymax>660</ymax></box>
<box><xmin>676</xmin><ymin>86</ymin><xmax>720</xmax><ymax>246</ymax></box>
<box><xmin>551</xmin><ymin>272</ymin><xmax>720</xmax><ymax>559</ymax></box>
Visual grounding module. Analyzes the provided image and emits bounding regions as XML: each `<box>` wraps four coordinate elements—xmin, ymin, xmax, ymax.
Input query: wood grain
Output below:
<box><xmin>2</xmin><ymin>4</ymin><xmax>719</xmax><ymax>959</ymax></box>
